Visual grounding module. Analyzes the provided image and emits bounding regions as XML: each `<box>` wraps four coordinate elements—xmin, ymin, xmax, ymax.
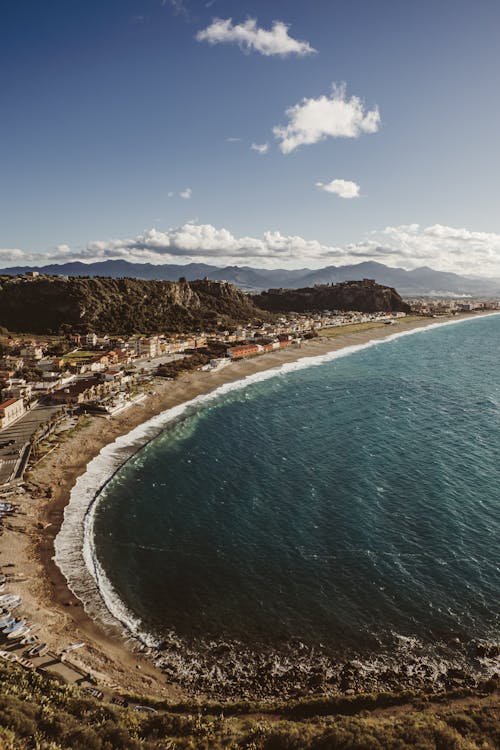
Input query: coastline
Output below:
<box><xmin>1</xmin><ymin>312</ymin><xmax>497</xmax><ymax>700</ymax></box>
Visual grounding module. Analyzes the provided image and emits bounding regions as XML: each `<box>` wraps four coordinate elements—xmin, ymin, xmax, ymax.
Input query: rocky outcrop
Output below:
<box><xmin>0</xmin><ymin>275</ymin><xmax>268</xmax><ymax>334</ymax></box>
<box><xmin>253</xmin><ymin>279</ymin><xmax>411</xmax><ymax>314</ymax></box>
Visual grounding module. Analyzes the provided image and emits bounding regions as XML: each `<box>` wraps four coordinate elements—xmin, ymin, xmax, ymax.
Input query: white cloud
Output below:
<box><xmin>316</xmin><ymin>179</ymin><xmax>360</xmax><ymax>199</ymax></box>
<box><xmin>226</xmin><ymin>136</ymin><xmax>242</xmax><ymax>142</ymax></box>
<box><xmin>0</xmin><ymin>248</ymin><xmax>29</xmax><ymax>264</ymax></box>
<box><xmin>274</xmin><ymin>83</ymin><xmax>380</xmax><ymax>154</ymax></box>
<box><xmin>3</xmin><ymin>222</ymin><xmax>500</xmax><ymax>274</ymax></box>
<box><xmin>196</xmin><ymin>18</ymin><xmax>315</xmax><ymax>57</ymax></box>
<box><xmin>179</xmin><ymin>187</ymin><xmax>192</xmax><ymax>199</ymax></box>
<box><xmin>251</xmin><ymin>142</ymin><xmax>269</xmax><ymax>154</ymax></box>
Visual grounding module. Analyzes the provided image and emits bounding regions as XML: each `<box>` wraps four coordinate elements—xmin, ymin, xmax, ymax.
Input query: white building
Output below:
<box><xmin>0</xmin><ymin>398</ymin><xmax>25</xmax><ymax>429</ymax></box>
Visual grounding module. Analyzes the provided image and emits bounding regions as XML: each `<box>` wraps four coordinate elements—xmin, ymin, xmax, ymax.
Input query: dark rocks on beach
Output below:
<box><xmin>474</xmin><ymin>643</ymin><xmax>500</xmax><ymax>659</ymax></box>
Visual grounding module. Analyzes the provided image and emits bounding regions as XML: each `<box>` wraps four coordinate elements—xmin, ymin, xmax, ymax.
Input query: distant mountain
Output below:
<box><xmin>1</xmin><ymin>259</ymin><xmax>499</xmax><ymax>296</ymax></box>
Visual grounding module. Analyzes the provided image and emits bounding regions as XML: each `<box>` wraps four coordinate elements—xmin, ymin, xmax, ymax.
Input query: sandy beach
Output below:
<box><xmin>0</xmin><ymin>313</ymin><xmax>487</xmax><ymax>700</ymax></box>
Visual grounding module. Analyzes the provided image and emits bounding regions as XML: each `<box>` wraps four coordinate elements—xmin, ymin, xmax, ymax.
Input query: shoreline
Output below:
<box><xmin>1</xmin><ymin>312</ymin><xmax>497</xmax><ymax>700</ymax></box>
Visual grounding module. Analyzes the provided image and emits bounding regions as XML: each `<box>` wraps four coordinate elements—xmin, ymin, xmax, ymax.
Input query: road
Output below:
<box><xmin>0</xmin><ymin>405</ymin><xmax>62</xmax><ymax>485</ymax></box>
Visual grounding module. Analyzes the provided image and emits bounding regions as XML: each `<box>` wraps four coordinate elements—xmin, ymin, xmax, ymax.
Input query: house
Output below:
<box><xmin>20</xmin><ymin>346</ymin><xmax>44</xmax><ymax>362</ymax></box>
<box><xmin>50</xmin><ymin>377</ymin><xmax>113</xmax><ymax>405</ymax></box>
<box><xmin>1</xmin><ymin>379</ymin><xmax>32</xmax><ymax>403</ymax></box>
<box><xmin>0</xmin><ymin>357</ymin><xmax>24</xmax><ymax>372</ymax></box>
<box><xmin>0</xmin><ymin>398</ymin><xmax>25</xmax><ymax>429</ymax></box>
<box><xmin>135</xmin><ymin>337</ymin><xmax>160</xmax><ymax>359</ymax></box>
<box><xmin>86</xmin><ymin>333</ymin><xmax>98</xmax><ymax>347</ymax></box>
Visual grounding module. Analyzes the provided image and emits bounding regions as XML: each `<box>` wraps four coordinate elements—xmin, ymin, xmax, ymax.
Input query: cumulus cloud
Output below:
<box><xmin>316</xmin><ymin>179</ymin><xmax>360</xmax><ymax>199</ymax></box>
<box><xmin>2</xmin><ymin>222</ymin><xmax>500</xmax><ymax>274</ymax></box>
<box><xmin>179</xmin><ymin>187</ymin><xmax>192</xmax><ymax>199</ymax></box>
<box><xmin>251</xmin><ymin>142</ymin><xmax>269</xmax><ymax>154</ymax></box>
<box><xmin>274</xmin><ymin>83</ymin><xmax>380</xmax><ymax>154</ymax></box>
<box><xmin>196</xmin><ymin>18</ymin><xmax>315</xmax><ymax>57</ymax></box>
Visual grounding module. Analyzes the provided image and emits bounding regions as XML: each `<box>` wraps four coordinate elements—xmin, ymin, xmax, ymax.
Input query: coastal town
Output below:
<box><xmin>0</xmin><ymin>297</ymin><xmax>498</xmax><ymax>707</ymax></box>
<box><xmin>0</xmin><ymin>295</ymin><xmax>497</xmax><ymax>490</ymax></box>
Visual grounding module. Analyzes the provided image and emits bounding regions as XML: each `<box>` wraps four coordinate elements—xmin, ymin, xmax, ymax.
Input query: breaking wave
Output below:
<box><xmin>53</xmin><ymin>314</ymin><xmax>500</xmax><ymax>697</ymax></box>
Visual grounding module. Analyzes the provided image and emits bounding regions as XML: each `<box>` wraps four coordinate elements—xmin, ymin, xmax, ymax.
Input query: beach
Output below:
<box><xmin>0</xmin><ymin>313</ymin><xmax>490</xmax><ymax>700</ymax></box>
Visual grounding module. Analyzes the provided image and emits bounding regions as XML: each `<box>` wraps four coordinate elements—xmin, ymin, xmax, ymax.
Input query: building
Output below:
<box><xmin>20</xmin><ymin>346</ymin><xmax>43</xmax><ymax>362</ymax></box>
<box><xmin>86</xmin><ymin>332</ymin><xmax>98</xmax><ymax>347</ymax></box>
<box><xmin>0</xmin><ymin>398</ymin><xmax>25</xmax><ymax>429</ymax></box>
<box><xmin>1</xmin><ymin>380</ymin><xmax>32</xmax><ymax>403</ymax></box>
<box><xmin>50</xmin><ymin>377</ymin><xmax>113</xmax><ymax>405</ymax></box>
<box><xmin>135</xmin><ymin>336</ymin><xmax>160</xmax><ymax>359</ymax></box>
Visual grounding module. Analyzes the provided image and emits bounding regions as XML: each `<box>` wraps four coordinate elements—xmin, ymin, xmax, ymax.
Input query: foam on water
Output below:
<box><xmin>53</xmin><ymin>314</ymin><xmax>500</xmax><ymax>692</ymax></box>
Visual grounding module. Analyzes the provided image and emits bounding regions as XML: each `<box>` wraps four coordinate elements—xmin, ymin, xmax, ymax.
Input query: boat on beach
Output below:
<box><xmin>2</xmin><ymin>619</ymin><xmax>26</xmax><ymax>635</ymax></box>
<box><xmin>28</xmin><ymin>642</ymin><xmax>48</xmax><ymax>657</ymax></box>
<box><xmin>20</xmin><ymin>634</ymin><xmax>37</xmax><ymax>646</ymax></box>
<box><xmin>7</xmin><ymin>626</ymin><xmax>30</xmax><ymax>641</ymax></box>
<box><xmin>0</xmin><ymin>595</ymin><xmax>21</xmax><ymax>609</ymax></box>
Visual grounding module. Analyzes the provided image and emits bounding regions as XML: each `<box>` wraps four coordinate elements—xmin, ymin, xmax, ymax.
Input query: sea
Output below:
<box><xmin>55</xmin><ymin>315</ymin><xmax>500</xmax><ymax>697</ymax></box>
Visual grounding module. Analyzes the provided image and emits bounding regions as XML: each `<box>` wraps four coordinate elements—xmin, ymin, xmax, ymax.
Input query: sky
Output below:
<box><xmin>1</xmin><ymin>0</ymin><xmax>500</xmax><ymax>275</ymax></box>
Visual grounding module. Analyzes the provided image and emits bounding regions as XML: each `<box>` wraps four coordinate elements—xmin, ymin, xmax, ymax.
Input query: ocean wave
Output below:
<box><xmin>53</xmin><ymin>313</ymin><xmax>500</xmax><ymax>695</ymax></box>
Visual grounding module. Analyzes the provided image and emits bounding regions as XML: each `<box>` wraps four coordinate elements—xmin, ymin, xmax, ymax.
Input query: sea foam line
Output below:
<box><xmin>53</xmin><ymin>312</ymin><xmax>500</xmax><ymax>649</ymax></box>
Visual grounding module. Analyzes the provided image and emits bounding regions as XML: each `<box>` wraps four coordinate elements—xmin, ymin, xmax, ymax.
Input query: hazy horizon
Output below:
<box><xmin>2</xmin><ymin>1</ymin><xmax>500</xmax><ymax>275</ymax></box>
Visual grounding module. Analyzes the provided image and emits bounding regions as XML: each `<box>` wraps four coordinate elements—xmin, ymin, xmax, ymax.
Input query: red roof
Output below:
<box><xmin>0</xmin><ymin>398</ymin><xmax>22</xmax><ymax>409</ymax></box>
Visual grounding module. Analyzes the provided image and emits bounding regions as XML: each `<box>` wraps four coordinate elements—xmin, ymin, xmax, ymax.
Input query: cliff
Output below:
<box><xmin>0</xmin><ymin>275</ymin><xmax>268</xmax><ymax>334</ymax></box>
<box><xmin>253</xmin><ymin>279</ymin><xmax>411</xmax><ymax>314</ymax></box>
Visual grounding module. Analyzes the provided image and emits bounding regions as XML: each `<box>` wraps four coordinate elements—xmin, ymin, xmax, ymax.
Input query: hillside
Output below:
<box><xmin>0</xmin><ymin>259</ymin><xmax>498</xmax><ymax>295</ymax></box>
<box><xmin>253</xmin><ymin>279</ymin><xmax>411</xmax><ymax>314</ymax></box>
<box><xmin>0</xmin><ymin>660</ymin><xmax>497</xmax><ymax>750</ymax></box>
<box><xmin>0</xmin><ymin>275</ymin><xmax>268</xmax><ymax>335</ymax></box>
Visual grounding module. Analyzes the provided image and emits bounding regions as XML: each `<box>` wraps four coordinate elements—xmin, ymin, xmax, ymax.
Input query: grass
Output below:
<box><xmin>62</xmin><ymin>350</ymin><xmax>99</xmax><ymax>362</ymax></box>
<box><xmin>0</xmin><ymin>661</ymin><xmax>497</xmax><ymax>749</ymax></box>
<box><xmin>320</xmin><ymin>321</ymin><xmax>388</xmax><ymax>337</ymax></box>
<box><xmin>320</xmin><ymin>315</ymin><xmax>429</xmax><ymax>338</ymax></box>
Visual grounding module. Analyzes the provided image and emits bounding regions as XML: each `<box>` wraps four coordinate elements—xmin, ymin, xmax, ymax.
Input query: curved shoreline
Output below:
<box><xmin>52</xmin><ymin>312</ymin><xmax>500</xmax><ymax>693</ymax></box>
<box><xmin>11</xmin><ymin>311</ymin><xmax>498</xmax><ymax>698</ymax></box>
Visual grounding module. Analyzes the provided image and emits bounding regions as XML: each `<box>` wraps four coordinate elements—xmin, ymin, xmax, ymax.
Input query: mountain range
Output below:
<box><xmin>1</xmin><ymin>259</ymin><xmax>498</xmax><ymax>296</ymax></box>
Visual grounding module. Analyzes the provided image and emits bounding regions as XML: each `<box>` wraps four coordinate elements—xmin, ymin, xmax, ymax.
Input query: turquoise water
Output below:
<box><xmin>92</xmin><ymin>317</ymin><xmax>500</xmax><ymax>694</ymax></box>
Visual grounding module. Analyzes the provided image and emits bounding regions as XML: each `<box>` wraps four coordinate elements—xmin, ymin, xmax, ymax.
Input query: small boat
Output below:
<box><xmin>8</xmin><ymin>626</ymin><xmax>31</xmax><ymax>641</ymax></box>
<box><xmin>3</xmin><ymin>619</ymin><xmax>26</xmax><ymax>635</ymax></box>
<box><xmin>4</xmin><ymin>653</ymin><xmax>19</xmax><ymax>663</ymax></box>
<box><xmin>0</xmin><ymin>615</ymin><xmax>14</xmax><ymax>628</ymax></box>
<box><xmin>20</xmin><ymin>635</ymin><xmax>38</xmax><ymax>646</ymax></box>
<box><xmin>28</xmin><ymin>642</ymin><xmax>48</xmax><ymax>657</ymax></box>
<box><xmin>0</xmin><ymin>594</ymin><xmax>22</xmax><ymax>609</ymax></box>
<box><xmin>18</xmin><ymin>658</ymin><xmax>34</xmax><ymax>669</ymax></box>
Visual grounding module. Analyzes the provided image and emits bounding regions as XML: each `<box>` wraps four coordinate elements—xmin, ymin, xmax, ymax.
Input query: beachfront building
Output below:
<box><xmin>0</xmin><ymin>397</ymin><xmax>25</xmax><ymax>429</ymax></box>
<box><xmin>50</xmin><ymin>377</ymin><xmax>114</xmax><ymax>406</ymax></box>
<box><xmin>1</xmin><ymin>380</ymin><xmax>32</xmax><ymax>403</ymax></box>
<box><xmin>86</xmin><ymin>332</ymin><xmax>98</xmax><ymax>348</ymax></box>
<box><xmin>135</xmin><ymin>336</ymin><xmax>160</xmax><ymax>359</ymax></box>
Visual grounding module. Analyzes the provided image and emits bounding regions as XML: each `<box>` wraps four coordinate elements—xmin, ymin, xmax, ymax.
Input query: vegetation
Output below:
<box><xmin>0</xmin><ymin>661</ymin><xmax>497</xmax><ymax>749</ymax></box>
<box><xmin>62</xmin><ymin>350</ymin><xmax>99</xmax><ymax>361</ymax></box>
<box><xmin>253</xmin><ymin>280</ymin><xmax>411</xmax><ymax>314</ymax></box>
<box><xmin>0</xmin><ymin>275</ymin><xmax>270</xmax><ymax>335</ymax></box>
<box><xmin>320</xmin><ymin>321</ymin><xmax>388</xmax><ymax>337</ymax></box>
<box><xmin>156</xmin><ymin>353</ymin><xmax>210</xmax><ymax>378</ymax></box>
<box><xmin>320</xmin><ymin>315</ymin><xmax>428</xmax><ymax>338</ymax></box>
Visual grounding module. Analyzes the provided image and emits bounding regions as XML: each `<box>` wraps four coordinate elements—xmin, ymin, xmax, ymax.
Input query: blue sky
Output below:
<box><xmin>1</xmin><ymin>0</ymin><xmax>500</xmax><ymax>273</ymax></box>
